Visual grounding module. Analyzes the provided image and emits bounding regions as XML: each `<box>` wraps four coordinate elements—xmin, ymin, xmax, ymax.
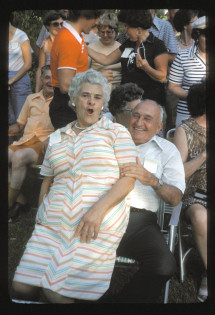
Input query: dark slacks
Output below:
<box><xmin>49</xmin><ymin>87</ymin><xmax>77</xmax><ymax>129</ymax></box>
<box><xmin>105</xmin><ymin>209</ymin><xmax>177</xmax><ymax>303</ymax></box>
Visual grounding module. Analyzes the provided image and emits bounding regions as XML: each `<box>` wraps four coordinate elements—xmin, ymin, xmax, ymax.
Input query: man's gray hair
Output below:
<box><xmin>68</xmin><ymin>69</ymin><xmax>110</xmax><ymax>109</ymax></box>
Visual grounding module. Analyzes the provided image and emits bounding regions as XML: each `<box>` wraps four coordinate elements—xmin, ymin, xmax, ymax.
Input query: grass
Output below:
<box><xmin>8</xmin><ymin>168</ymin><xmax>204</xmax><ymax>304</ymax></box>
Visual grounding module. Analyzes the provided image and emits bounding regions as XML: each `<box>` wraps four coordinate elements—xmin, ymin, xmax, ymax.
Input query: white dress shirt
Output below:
<box><xmin>130</xmin><ymin>135</ymin><xmax>185</xmax><ymax>212</ymax></box>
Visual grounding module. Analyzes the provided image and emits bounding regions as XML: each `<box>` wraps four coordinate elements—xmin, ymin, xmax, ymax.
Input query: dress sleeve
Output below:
<box><xmin>40</xmin><ymin>144</ymin><xmax>54</xmax><ymax>177</ymax></box>
<box><xmin>113</xmin><ymin>126</ymin><xmax>137</xmax><ymax>166</ymax></box>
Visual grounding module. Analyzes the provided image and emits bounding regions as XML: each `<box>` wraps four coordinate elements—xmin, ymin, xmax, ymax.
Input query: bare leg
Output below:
<box><xmin>42</xmin><ymin>288</ymin><xmax>75</xmax><ymax>304</ymax></box>
<box><xmin>11</xmin><ymin>281</ymin><xmax>40</xmax><ymax>301</ymax></box>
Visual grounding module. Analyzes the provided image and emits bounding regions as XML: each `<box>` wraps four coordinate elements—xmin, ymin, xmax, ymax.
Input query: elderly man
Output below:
<box><xmin>105</xmin><ymin>99</ymin><xmax>185</xmax><ymax>303</ymax></box>
<box><xmin>8</xmin><ymin>65</ymin><xmax>54</xmax><ymax>221</ymax></box>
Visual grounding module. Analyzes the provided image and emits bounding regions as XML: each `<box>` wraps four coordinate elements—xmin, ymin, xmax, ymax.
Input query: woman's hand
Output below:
<box><xmin>74</xmin><ymin>207</ymin><xmax>105</xmax><ymax>243</ymax></box>
<box><xmin>136</xmin><ymin>53</ymin><xmax>149</xmax><ymax>70</ymax></box>
<box><xmin>101</xmin><ymin>69</ymin><xmax>113</xmax><ymax>82</ymax></box>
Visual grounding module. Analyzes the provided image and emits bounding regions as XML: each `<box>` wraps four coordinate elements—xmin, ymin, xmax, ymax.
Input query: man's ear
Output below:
<box><xmin>157</xmin><ymin>122</ymin><xmax>163</xmax><ymax>133</ymax></box>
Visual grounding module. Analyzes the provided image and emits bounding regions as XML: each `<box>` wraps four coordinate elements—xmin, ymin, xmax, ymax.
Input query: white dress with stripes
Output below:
<box><xmin>13</xmin><ymin>117</ymin><xmax>137</xmax><ymax>300</ymax></box>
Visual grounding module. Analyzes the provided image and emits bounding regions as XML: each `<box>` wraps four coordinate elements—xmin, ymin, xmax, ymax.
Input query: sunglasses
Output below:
<box><xmin>50</xmin><ymin>22</ymin><xmax>63</xmax><ymax>27</ymax></box>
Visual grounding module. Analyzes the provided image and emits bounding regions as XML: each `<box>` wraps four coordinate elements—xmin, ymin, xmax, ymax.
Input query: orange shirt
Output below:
<box><xmin>51</xmin><ymin>21</ymin><xmax>88</xmax><ymax>88</ymax></box>
<box><xmin>13</xmin><ymin>90</ymin><xmax>54</xmax><ymax>145</ymax></box>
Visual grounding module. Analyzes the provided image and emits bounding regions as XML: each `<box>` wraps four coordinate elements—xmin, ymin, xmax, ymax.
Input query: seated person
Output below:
<box><xmin>8</xmin><ymin>65</ymin><xmax>55</xmax><ymax>222</ymax></box>
<box><xmin>174</xmin><ymin>81</ymin><xmax>207</xmax><ymax>302</ymax></box>
<box><xmin>108</xmin><ymin>82</ymin><xmax>144</xmax><ymax>127</ymax></box>
<box><xmin>102</xmin><ymin>99</ymin><xmax>185</xmax><ymax>303</ymax></box>
<box><xmin>11</xmin><ymin>69</ymin><xmax>137</xmax><ymax>304</ymax></box>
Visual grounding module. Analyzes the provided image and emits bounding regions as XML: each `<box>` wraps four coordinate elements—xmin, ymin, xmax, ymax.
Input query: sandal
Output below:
<box><xmin>197</xmin><ymin>275</ymin><xmax>208</xmax><ymax>302</ymax></box>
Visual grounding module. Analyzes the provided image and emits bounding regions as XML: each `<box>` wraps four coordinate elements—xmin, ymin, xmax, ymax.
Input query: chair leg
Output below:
<box><xmin>164</xmin><ymin>280</ymin><xmax>170</xmax><ymax>303</ymax></box>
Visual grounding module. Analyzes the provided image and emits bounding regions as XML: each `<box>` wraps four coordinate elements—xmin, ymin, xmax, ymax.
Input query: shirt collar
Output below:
<box><xmin>145</xmin><ymin>32</ymin><xmax>155</xmax><ymax>43</ymax></box>
<box><xmin>62</xmin><ymin>115</ymin><xmax>115</xmax><ymax>136</ymax></box>
<box><xmin>136</xmin><ymin>134</ymin><xmax>164</xmax><ymax>151</ymax></box>
<box><xmin>152</xmin><ymin>14</ymin><xmax>161</xmax><ymax>31</ymax></box>
<box><xmin>63</xmin><ymin>21</ymin><xmax>83</xmax><ymax>44</ymax></box>
<box><xmin>31</xmin><ymin>90</ymin><xmax>53</xmax><ymax>102</ymax></box>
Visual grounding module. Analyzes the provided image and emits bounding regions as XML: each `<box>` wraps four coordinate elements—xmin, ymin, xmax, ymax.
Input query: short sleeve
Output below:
<box><xmin>162</xmin><ymin>22</ymin><xmax>178</xmax><ymax>54</ymax></box>
<box><xmin>18</xmin><ymin>29</ymin><xmax>29</xmax><ymax>46</ymax></box>
<box><xmin>169</xmin><ymin>53</ymin><xmax>184</xmax><ymax>85</ymax></box>
<box><xmin>153</xmin><ymin>37</ymin><xmax>167</xmax><ymax>58</ymax></box>
<box><xmin>113</xmin><ymin>126</ymin><xmax>137</xmax><ymax>166</ymax></box>
<box><xmin>16</xmin><ymin>96</ymin><xmax>30</xmax><ymax>125</ymax></box>
<box><xmin>36</xmin><ymin>25</ymin><xmax>49</xmax><ymax>48</ymax></box>
<box><xmin>57</xmin><ymin>34</ymin><xmax>81</xmax><ymax>70</ymax></box>
<box><xmin>40</xmin><ymin>144</ymin><xmax>54</xmax><ymax>177</ymax></box>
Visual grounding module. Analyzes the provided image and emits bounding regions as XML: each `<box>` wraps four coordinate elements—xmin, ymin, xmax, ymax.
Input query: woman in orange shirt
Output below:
<box><xmin>35</xmin><ymin>10</ymin><xmax>65</xmax><ymax>93</ymax></box>
<box><xmin>49</xmin><ymin>10</ymin><xmax>104</xmax><ymax>129</ymax></box>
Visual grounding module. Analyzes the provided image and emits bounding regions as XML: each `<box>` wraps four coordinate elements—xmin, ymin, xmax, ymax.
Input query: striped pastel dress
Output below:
<box><xmin>13</xmin><ymin>116</ymin><xmax>137</xmax><ymax>300</ymax></box>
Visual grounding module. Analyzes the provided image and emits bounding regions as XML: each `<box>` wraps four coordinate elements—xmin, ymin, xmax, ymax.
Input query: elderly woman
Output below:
<box><xmin>87</xmin><ymin>10</ymin><xmax>168</xmax><ymax>107</ymax></box>
<box><xmin>11</xmin><ymin>69</ymin><xmax>137</xmax><ymax>303</ymax></box>
<box><xmin>108</xmin><ymin>82</ymin><xmax>144</xmax><ymax>128</ymax></box>
<box><xmin>174</xmin><ymin>81</ymin><xmax>207</xmax><ymax>302</ymax></box>
<box><xmin>35</xmin><ymin>10</ymin><xmax>65</xmax><ymax>92</ymax></box>
<box><xmin>173</xmin><ymin>10</ymin><xmax>198</xmax><ymax>51</ymax></box>
<box><xmin>168</xmin><ymin>16</ymin><xmax>206</xmax><ymax>126</ymax></box>
<box><xmin>88</xmin><ymin>12</ymin><xmax>121</xmax><ymax>92</ymax></box>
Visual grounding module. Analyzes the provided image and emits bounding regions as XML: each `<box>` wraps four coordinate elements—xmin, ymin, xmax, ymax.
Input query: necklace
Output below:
<box><xmin>179</xmin><ymin>36</ymin><xmax>193</xmax><ymax>47</ymax></box>
<box><xmin>74</xmin><ymin>122</ymin><xmax>86</xmax><ymax>130</ymax></box>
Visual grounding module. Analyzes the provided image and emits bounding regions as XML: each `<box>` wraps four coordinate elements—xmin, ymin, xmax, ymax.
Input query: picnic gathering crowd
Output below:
<box><xmin>8</xmin><ymin>9</ymin><xmax>207</xmax><ymax>303</ymax></box>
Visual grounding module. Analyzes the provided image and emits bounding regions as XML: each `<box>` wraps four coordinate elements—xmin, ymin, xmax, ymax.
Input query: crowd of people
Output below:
<box><xmin>8</xmin><ymin>9</ymin><xmax>208</xmax><ymax>304</ymax></box>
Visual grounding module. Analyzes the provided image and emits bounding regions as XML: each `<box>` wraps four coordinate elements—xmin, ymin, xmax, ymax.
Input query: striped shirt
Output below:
<box><xmin>130</xmin><ymin>135</ymin><xmax>185</xmax><ymax>212</ymax></box>
<box><xmin>149</xmin><ymin>14</ymin><xmax>178</xmax><ymax>54</ymax></box>
<box><xmin>37</xmin><ymin>116</ymin><xmax>137</xmax><ymax>232</ymax></box>
<box><xmin>9</xmin><ymin>28</ymin><xmax>30</xmax><ymax>71</ymax></box>
<box><xmin>169</xmin><ymin>45</ymin><xmax>206</xmax><ymax>117</ymax></box>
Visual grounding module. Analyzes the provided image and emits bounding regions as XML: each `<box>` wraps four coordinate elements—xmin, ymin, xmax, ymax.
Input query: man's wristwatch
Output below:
<box><xmin>153</xmin><ymin>178</ymin><xmax>164</xmax><ymax>191</ymax></box>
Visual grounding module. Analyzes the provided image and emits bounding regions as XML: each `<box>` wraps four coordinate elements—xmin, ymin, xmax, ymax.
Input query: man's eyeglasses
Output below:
<box><xmin>99</xmin><ymin>29</ymin><xmax>114</xmax><ymax>36</ymax></box>
<box><xmin>121</xmin><ymin>108</ymin><xmax>133</xmax><ymax>113</ymax></box>
<box><xmin>50</xmin><ymin>22</ymin><xmax>63</xmax><ymax>27</ymax></box>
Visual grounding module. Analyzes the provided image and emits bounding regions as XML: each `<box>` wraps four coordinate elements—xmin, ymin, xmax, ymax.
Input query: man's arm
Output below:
<box><xmin>8</xmin><ymin>123</ymin><xmax>25</xmax><ymax>136</ymax></box>
<box><xmin>120</xmin><ymin>157</ymin><xmax>183</xmax><ymax>206</ymax></box>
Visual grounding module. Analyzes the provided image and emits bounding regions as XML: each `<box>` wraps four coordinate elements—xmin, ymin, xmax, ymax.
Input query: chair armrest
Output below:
<box><xmin>168</xmin><ymin>201</ymin><xmax>182</xmax><ymax>227</ymax></box>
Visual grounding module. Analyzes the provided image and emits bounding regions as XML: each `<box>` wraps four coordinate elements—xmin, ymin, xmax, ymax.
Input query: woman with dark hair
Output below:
<box><xmin>87</xmin><ymin>10</ymin><xmax>168</xmax><ymax>107</ymax></box>
<box><xmin>173</xmin><ymin>10</ymin><xmax>199</xmax><ymax>51</ymax></box>
<box><xmin>108</xmin><ymin>82</ymin><xmax>143</xmax><ymax>128</ymax></box>
<box><xmin>35</xmin><ymin>10</ymin><xmax>65</xmax><ymax>92</ymax></box>
<box><xmin>168</xmin><ymin>16</ymin><xmax>206</xmax><ymax>126</ymax></box>
<box><xmin>174</xmin><ymin>81</ymin><xmax>207</xmax><ymax>302</ymax></box>
<box><xmin>49</xmin><ymin>10</ymin><xmax>104</xmax><ymax>129</ymax></box>
<box><xmin>9</xmin><ymin>12</ymin><xmax>32</xmax><ymax>129</ymax></box>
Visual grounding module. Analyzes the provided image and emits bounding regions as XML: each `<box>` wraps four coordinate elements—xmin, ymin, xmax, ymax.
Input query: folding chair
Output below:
<box><xmin>116</xmin><ymin>200</ymin><xmax>182</xmax><ymax>303</ymax></box>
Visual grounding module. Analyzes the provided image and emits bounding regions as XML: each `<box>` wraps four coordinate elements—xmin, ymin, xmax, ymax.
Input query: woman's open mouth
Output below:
<box><xmin>87</xmin><ymin>108</ymin><xmax>94</xmax><ymax>115</ymax></box>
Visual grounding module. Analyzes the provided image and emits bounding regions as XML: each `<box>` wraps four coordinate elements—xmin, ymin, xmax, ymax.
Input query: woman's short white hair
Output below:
<box><xmin>68</xmin><ymin>69</ymin><xmax>110</xmax><ymax>109</ymax></box>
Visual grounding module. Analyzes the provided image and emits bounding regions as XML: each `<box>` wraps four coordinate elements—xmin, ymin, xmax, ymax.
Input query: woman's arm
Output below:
<box><xmin>136</xmin><ymin>53</ymin><xmax>168</xmax><ymax>83</ymax></box>
<box><xmin>38</xmin><ymin>176</ymin><xmax>54</xmax><ymax>207</ymax></box>
<box><xmin>174</xmin><ymin>126</ymin><xmax>206</xmax><ymax>178</ymax></box>
<box><xmin>58</xmin><ymin>68</ymin><xmax>76</xmax><ymax>94</ymax></box>
<box><xmin>35</xmin><ymin>45</ymin><xmax>46</xmax><ymax>92</ymax></box>
<box><xmin>87</xmin><ymin>46</ymin><xmax>121</xmax><ymax>66</ymax></box>
<box><xmin>168</xmin><ymin>81</ymin><xmax>188</xmax><ymax>100</ymax></box>
<box><xmin>74</xmin><ymin>176</ymin><xmax>135</xmax><ymax>243</ymax></box>
<box><xmin>8</xmin><ymin>40</ymin><xmax>32</xmax><ymax>86</ymax></box>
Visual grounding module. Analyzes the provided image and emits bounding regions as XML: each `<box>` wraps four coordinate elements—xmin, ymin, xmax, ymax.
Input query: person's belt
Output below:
<box><xmin>130</xmin><ymin>207</ymin><xmax>147</xmax><ymax>213</ymax></box>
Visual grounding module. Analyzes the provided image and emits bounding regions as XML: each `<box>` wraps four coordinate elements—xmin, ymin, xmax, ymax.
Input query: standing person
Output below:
<box><xmin>174</xmin><ymin>82</ymin><xmax>207</xmax><ymax>302</ymax></box>
<box><xmin>34</xmin><ymin>10</ymin><xmax>69</xmax><ymax>58</ymax></box>
<box><xmin>101</xmin><ymin>99</ymin><xmax>185</xmax><ymax>303</ymax></box>
<box><xmin>165</xmin><ymin>10</ymin><xmax>199</xmax><ymax>133</ymax></box>
<box><xmin>8</xmin><ymin>12</ymin><xmax>32</xmax><ymax>128</ymax></box>
<box><xmin>11</xmin><ymin>69</ymin><xmax>137</xmax><ymax>304</ymax></box>
<box><xmin>88</xmin><ymin>12</ymin><xmax>122</xmax><ymax>92</ymax></box>
<box><xmin>8</xmin><ymin>65</ymin><xmax>54</xmax><ymax>221</ymax></box>
<box><xmin>165</xmin><ymin>9</ymin><xmax>180</xmax><ymax>35</ymax></box>
<box><xmin>35</xmin><ymin>10</ymin><xmax>65</xmax><ymax>92</ymax></box>
<box><xmin>168</xmin><ymin>16</ymin><xmax>206</xmax><ymax>126</ymax></box>
<box><xmin>87</xmin><ymin>10</ymin><xmax>168</xmax><ymax>108</ymax></box>
<box><xmin>82</xmin><ymin>23</ymin><xmax>99</xmax><ymax>46</ymax></box>
<box><xmin>49</xmin><ymin>10</ymin><xmax>104</xmax><ymax>129</ymax></box>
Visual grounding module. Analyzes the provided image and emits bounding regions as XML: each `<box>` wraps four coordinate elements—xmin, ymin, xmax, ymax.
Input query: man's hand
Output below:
<box><xmin>120</xmin><ymin>157</ymin><xmax>158</xmax><ymax>187</ymax></box>
<box><xmin>74</xmin><ymin>207</ymin><xmax>105</xmax><ymax>243</ymax></box>
<box><xmin>41</xmin><ymin>137</ymin><xmax>49</xmax><ymax>155</ymax></box>
<box><xmin>101</xmin><ymin>69</ymin><xmax>113</xmax><ymax>82</ymax></box>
